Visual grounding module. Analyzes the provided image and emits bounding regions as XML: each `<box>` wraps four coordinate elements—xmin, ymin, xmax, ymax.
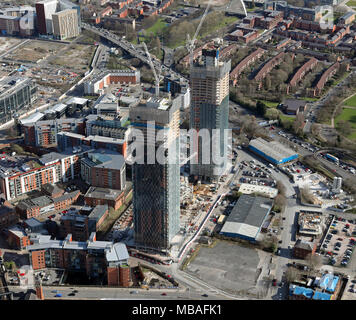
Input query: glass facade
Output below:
<box><xmin>0</xmin><ymin>79</ymin><xmax>36</xmax><ymax>125</ymax></box>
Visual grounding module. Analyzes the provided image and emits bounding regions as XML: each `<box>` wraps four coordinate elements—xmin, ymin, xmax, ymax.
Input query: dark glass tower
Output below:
<box><xmin>129</xmin><ymin>96</ymin><xmax>180</xmax><ymax>253</ymax></box>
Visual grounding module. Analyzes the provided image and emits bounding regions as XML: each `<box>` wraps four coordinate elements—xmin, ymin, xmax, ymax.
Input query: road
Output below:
<box><xmin>81</xmin><ymin>23</ymin><xmax>187</xmax><ymax>83</ymax></box>
<box><xmin>271</xmin><ymin>128</ymin><xmax>356</xmax><ymax>183</ymax></box>
<box><xmin>304</xmin><ymin>70</ymin><xmax>356</xmax><ymax>138</ymax></box>
<box><xmin>8</xmin><ymin>283</ymin><xmax>226</xmax><ymax>300</ymax></box>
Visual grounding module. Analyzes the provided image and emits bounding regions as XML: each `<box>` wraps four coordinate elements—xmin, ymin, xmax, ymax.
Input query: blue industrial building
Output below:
<box><xmin>248</xmin><ymin>137</ymin><xmax>299</xmax><ymax>165</ymax></box>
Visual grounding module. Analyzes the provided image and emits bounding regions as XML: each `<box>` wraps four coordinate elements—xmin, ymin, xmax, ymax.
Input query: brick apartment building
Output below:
<box><xmin>293</xmin><ymin>239</ymin><xmax>317</xmax><ymax>259</ymax></box>
<box><xmin>5</xmin><ymin>217</ymin><xmax>47</xmax><ymax>250</ymax></box>
<box><xmin>41</xmin><ymin>183</ymin><xmax>65</xmax><ymax>199</ymax></box>
<box><xmin>16</xmin><ymin>191</ymin><xmax>80</xmax><ymax>219</ymax></box>
<box><xmin>0</xmin><ymin>151</ymin><xmax>82</xmax><ymax>201</ymax></box>
<box><xmin>0</xmin><ymin>199</ymin><xmax>18</xmax><ymax>230</ymax></box>
<box><xmin>59</xmin><ymin>205</ymin><xmax>109</xmax><ymax>241</ymax></box>
<box><xmin>27</xmin><ymin>232</ymin><xmax>131</xmax><ymax>286</ymax></box>
<box><xmin>84</xmin><ymin>70</ymin><xmax>140</xmax><ymax>95</ymax></box>
<box><xmin>23</xmin><ymin>118</ymin><xmax>86</xmax><ymax>147</ymax></box>
<box><xmin>6</xmin><ymin>226</ymin><xmax>31</xmax><ymax>250</ymax></box>
<box><xmin>57</xmin><ymin>132</ymin><xmax>128</xmax><ymax>158</ymax></box>
<box><xmin>81</xmin><ymin>150</ymin><xmax>126</xmax><ymax>190</ymax></box>
<box><xmin>84</xmin><ymin>186</ymin><xmax>129</xmax><ymax>210</ymax></box>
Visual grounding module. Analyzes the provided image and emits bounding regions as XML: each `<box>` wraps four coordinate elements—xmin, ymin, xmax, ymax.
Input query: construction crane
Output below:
<box><xmin>226</xmin><ymin>0</ymin><xmax>247</xmax><ymax>17</ymax></box>
<box><xmin>186</xmin><ymin>0</ymin><xmax>213</xmax><ymax>67</ymax></box>
<box><xmin>142</xmin><ymin>42</ymin><xmax>162</xmax><ymax>97</ymax></box>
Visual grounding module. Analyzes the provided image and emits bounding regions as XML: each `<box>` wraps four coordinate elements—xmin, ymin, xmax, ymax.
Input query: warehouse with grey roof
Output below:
<box><xmin>220</xmin><ymin>194</ymin><xmax>273</xmax><ymax>241</ymax></box>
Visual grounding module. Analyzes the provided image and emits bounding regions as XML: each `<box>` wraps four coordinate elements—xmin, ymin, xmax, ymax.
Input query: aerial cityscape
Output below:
<box><xmin>0</xmin><ymin>0</ymin><xmax>356</xmax><ymax>306</ymax></box>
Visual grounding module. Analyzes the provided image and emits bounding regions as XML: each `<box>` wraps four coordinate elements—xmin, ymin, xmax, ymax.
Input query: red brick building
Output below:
<box><xmin>16</xmin><ymin>191</ymin><xmax>80</xmax><ymax>219</ymax></box>
<box><xmin>6</xmin><ymin>226</ymin><xmax>31</xmax><ymax>250</ymax></box>
<box><xmin>84</xmin><ymin>187</ymin><xmax>128</xmax><ymax>210</ymax></box>
<box><xmin>293</xmin><ymin>239</ymin><xmax>317</xmax><ymax>259</ymax></box>
<box><xmin>0</xmin><ymin>200</ymin><xmax>18</xmax><ymax>230</ymax></box>
<box><xmin>27</xmin><ymin>233</ymin><xmax>131</xmax><ymax>286</ymax></box>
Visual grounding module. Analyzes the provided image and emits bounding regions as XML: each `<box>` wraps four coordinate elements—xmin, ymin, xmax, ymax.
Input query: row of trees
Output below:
<box><xmin>316</xmin><ymin>70</ymin><xmax>356</xmax><ymax>124</ymax></box>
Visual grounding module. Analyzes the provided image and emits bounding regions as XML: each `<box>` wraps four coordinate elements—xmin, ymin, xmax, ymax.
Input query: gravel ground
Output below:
<box><xmin>186</xmin><ymin>240</ymin><xmax>260</xmax><ymax>295</ymax></box>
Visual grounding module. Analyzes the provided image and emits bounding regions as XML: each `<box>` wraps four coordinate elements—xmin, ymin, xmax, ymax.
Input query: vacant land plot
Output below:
<box><xmin>8</xmin><ymin>40</ymin><xmax>66</xmax><ymax>63</ymax></box>
<box><xmin>185</xmin><ymin>240</ymin><xmax>260</xmax><ymax>295</ymax></box>
<box><xmin>347</xmin><ymin>0</ymin><xmax>356</xmax><ymax>6</ymax></box>
<box><xmin>344</xmin><ymin>95</ymin><xmax>356</xmax><ymax>107</ymax></box>
<box><xmin>49</xmin><ymin>44</ymin><xmax>95</xmax><ymax>73</ymax></box>
<box><xmin>0</xmin><ymin>37</ymin><xmax>23</xmax><ymax>55</ymax></box>
<box><xmin>335</xmin><ymin>107</ymin><xmax>356</xmax><ymax>140</ymax></box>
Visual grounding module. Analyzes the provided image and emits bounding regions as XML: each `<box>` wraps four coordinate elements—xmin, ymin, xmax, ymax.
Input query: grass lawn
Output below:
<box><xmin>259</xmin><ymin>100</ymin><xmax>279</xmax><ymax>108</ymax></box>
<box><xmin>279</xmin><ymin>114</ymin><xmax>295</xmax><ymax>123</ymax></box>
<box><xmin>299</xmin><ymin>97</ymin><xmax>319</xmax><ymax>102</ymax></box>
<box><xmin>145</xmin><ymin>18</ymin><xmax>168</xmax><ymax>36</ymax></box>
<box><xmin>344</xmin><ymin>94</ymin><xmax>356</xmax><ymax>107</ymax></box>
<box><xmin>335</xmin><ymin>107</ymin><xmax>356</xmax><ymax>140</ymax></box>
<box><xmin>347</xmin><ymin>0</ymin><xmax>356</xmax><ymax>6</ymax></box>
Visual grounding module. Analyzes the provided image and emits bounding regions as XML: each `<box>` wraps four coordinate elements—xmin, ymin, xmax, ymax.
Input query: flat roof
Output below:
<box><xmin>282</xmin><ymin>99</ymin><xmax>307</xmax><ymax>110</ymax></box>
<box><xmin>24</xmin><ymin>218</ymin><xmax>43</xmax><ymax>228</ymax></box>
<box><xmin>88</xmin><ymin>204</ymin><xmax>108</xmax><ymax>221</ymax></box>
<box><xmin>19</xmin><ymin>112</ymin><xmax>45</xmax><ymax>125</ymax></box>
<box><xmin>238</xmin><ymin>183</ymin><xmax>278</xmax><ymax>198</ymax></box>
<box><xmin>8</xmin><ymin>226</ymin><xmax>27</xmax><ymax>238</ymax></box>
<box><xmin>249</xmin><ymin>137</ymin><xmax>298</xmax><ymax>163</ymax></box>
<box><xmin>66</xmin><ymin>97</ymin><xmax>88</xmax><ymax>105</ymax></box>
<box><xmin>105</xmin><ymin>242</ymin><xmax>129</xmax><ymax>262</ymax></box>
<box><xmin>85</xmin><ymin>186</ymin><xmax>123</xmax><ymax>200</ymax></box>
<box><xmin>220</xmin><ymin>194</ymin><xmax>272</xmax><ymax>239</ymax></box>
<box><xmin>83</xmin><ymin>149</ymin><xmax>125</xmax><ymax>170</ymax></box>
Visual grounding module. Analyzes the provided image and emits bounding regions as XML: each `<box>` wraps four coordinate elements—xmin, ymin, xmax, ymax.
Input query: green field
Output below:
<box><xmin>335</xmin><ymin>107</ymin><xmax>356</xmax><ymax>140</ymax></box>
<box><xmin>344</xmin><ymin>94</ymin><xmax>356</xmax><ymax>107</ymax></box>
<box><xmin>299</xmin><ymin>97</ymin><xmax>319</xmax><ymax>102</ymax></box>
<box><xmin>260</xmin><ymin>100</ymin><xmax>279</xmax><ymax>108</ymax></box>
<box><xmin>347</xmin><ymin>0</ymin><xmax>356</xmax><ymax>6</ymax></box>
<box><xmin>279</xmin><ymin>114</ymin><xmax>295</xmax><ymax>123</ymax></box>
<box><xmin>145</xmin><ymin>18</ymin><xmax>168</xmax><ymax>36</ymax></box>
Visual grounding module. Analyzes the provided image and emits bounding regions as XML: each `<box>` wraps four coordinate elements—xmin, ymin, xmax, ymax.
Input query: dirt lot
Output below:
<box><xmin>7</xmin><ymin>40</ymin><xmax>67</xmax><ymax>63</ymax></box>
<box><xmin>49</xmin><ymin>43</ymin><xmax>95</xmax><ymax>73</ymax></box>
<box><xmin>185</xmin><ymin>240</ymin><xmax>260</xmax><ymax>296</ymax></box>
<box><xmin>0</xmin><ymin>37</ymin><xmax>23</xmax><ymax>55</ymax></box>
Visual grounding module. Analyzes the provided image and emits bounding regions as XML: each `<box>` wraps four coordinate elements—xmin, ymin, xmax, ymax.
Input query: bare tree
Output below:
<box><xmin>306</xmin><ymin>253</ymin><xmax>322</xmax><ymax>271</ymax></box>
<box><xmin>274</xmin><ymin>194</ymin><xmax>287</xmax><ymax>212</ymax></box>
<box><xmin>300</xmin><ymin>187</ymin><xmax>315</xmax><ymax>204</ymax></box>
<box><xmin>276</xmin><ymin>181</ymin><xmax>286</xmax><ymax>196</ymax></box>
<box><xmin>285</xmin><ymin>267</ymin><xmax>299</xmax><ymax>283</ymax></box>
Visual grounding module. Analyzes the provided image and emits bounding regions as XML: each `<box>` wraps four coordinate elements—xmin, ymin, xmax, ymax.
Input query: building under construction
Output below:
<box><xmin>190</xmin><ymin>45</ymin><xmax>231</xmax><ymax>180</ymax></box>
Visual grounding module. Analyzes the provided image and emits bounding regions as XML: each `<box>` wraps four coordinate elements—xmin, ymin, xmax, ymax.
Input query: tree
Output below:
<box><xmin>154</xmin><ymin>37</ymin><xmax>161</xmax><ymax>58</ymax></box>
<box><xmin>337</xmin><ymin>120</ymin><xmax>352</xmax><ymax>137</ymax></box>
<box><xmin>293</xmin><ymin>113</ymin><xmax>305</xmax><ymax>135</ymax></box>
<box><xmin>142</xmin><ymin>15</ymin><xmax>158</xmax><ymax>29</ymax></box>
<box><xmin>300</xmin><ymin>187</ymin><xmax>315</xmax><ymax>204</ymax></box>
<box><xmin>256</xmin><ymin>101</ymin><xmax>267</xmax><ymax>117</ymax></box>
<box><xmin>284</xmin><ymin>267</ymin><xmax>299</xmax><ymax>283</ymax></box>
<box><xmin>273</xmin><ymin>194</ymin><xmax>286</xmax><ymax>212</ymax></box>
<box><xmin>306</xmin><ymin>253</ymin><xmax>322</xmax><ymax>271</ymax></box>
<box><xmin>264</xmin><ymin>75</ymin><xmax>271</xmax><ymax>91</ymax></box>
<box><xmin>276</xmin><ymin>181</ymin><xmax>286</xmax><ymax>196</ymax></box>
<box><xmin>131</xmin><ymin>58</ymin><xmax>141</xmax><ymax>68</ymax></box>
<box><xmin>4</xmin><ymin>261</ymin><xmax>16</xmax><ymax>271</ymax></box>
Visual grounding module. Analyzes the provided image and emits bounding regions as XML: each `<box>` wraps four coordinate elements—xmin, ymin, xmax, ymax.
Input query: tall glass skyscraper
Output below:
<box><xmin>190</xmin><ymin>46</ymin><xmax>231</xmax><ymax>180</ymax></box>
<box><xmin>129</xmin><ymin>96</ymin><xmax>180</xmax><ymax>253</ymax></box>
